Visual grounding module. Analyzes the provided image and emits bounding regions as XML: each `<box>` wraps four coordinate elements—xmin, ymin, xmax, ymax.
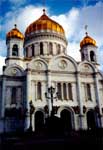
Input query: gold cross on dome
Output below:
<box><xmin>14</xmin><ymin>24</ymin><xmax>17</xmax><ymax>29</ymax></box>
<box><xmin>85</xmin><ymin>25</ymin><xmax>88</xmax><ymax>36</ymax></box>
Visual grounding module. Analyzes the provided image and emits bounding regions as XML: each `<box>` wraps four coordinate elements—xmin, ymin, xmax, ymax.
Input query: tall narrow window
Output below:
<box><xmin>86</xmin><ymin>84</ymin><xmax>91</xmax><ymax>100</ymax></box>
<box><xmin>11</xmin><ymin>87</ymin><xmax>16</xmax><ymax>104</ymax></box>
<box><xmin>12</xmin><ymin>44</ymin><xmax>18</xmax><ymax>56</ymax></box>
<box><xmin>68</xmin><ymin>83</ymin><xmax>72</xmax><ymax>100</ymax></box>
<box><xmin>49</xmin><ymin>43</ymin><xmax>53</xmax><ymax>55</ymax></box>
<box><xmin>63</xmin><ymin>83</ymin><xmax>67</xmax><ymax>100</ymax></box>
<box><xmin>40</xmin><ymin>42</ymin><xmax>43</xmax><ymax>55</ymax></box>
<box><xmin>57</xmin><ymin>44</ymin><xmax>60</xmax><ymax>54</ymax></box>
<box><xmin>37</xmin><ymin>82</ymin><xmax>42</xmax><ymax>99</ymax></box>
<box><xmin>90</xmin><ymin>51</ymin><xmax>95</xmax><ymax>61</ymax></box>
<box><xmin>32</xmin><ymin>44</ymin><xmax>35</xmax><ymax>56</ymax></box>
<box><xmin>57</xmin><ymin>83</ymin><xmax>62</xmax><ymax>100</ymax></box>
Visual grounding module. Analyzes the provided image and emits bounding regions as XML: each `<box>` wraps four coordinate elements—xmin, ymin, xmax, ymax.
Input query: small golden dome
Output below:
<box><xmin>80</xmin><ymin>33</ymin><xmax>96</xmax><ymax>48</ymax></box>
<box><xmin>25</xmin><ymin>10</ymin><xmax>65</xmax><ymax>36</ymax></box>
<box><xmin>6</xmin><ymin>24</ymin><xmax>24</xmax><ymax>41</ymax></box>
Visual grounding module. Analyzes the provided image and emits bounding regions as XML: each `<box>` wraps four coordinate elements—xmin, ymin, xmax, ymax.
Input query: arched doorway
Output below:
<box><xmin>60</xmin><ymin>109</ymin><xmax>73</xmax><ymax>134</ymax></box>
<box><xmin>35</xmin><ymin>111</ymin><xmax>44</xmax><ymax>133</ymax></box>
<box><xmin>87</xmin><ymin>110</ymin><xmax>96</xmax><ymax>130</ymax></box>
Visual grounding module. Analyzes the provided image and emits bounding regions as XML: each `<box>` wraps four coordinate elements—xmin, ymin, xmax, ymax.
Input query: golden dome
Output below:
<box><xmin>25</xmin><ymin>10</ymin><xmax>65</xmax><ymax>36</ymax></box>
<box><xmin>80</xmin><ymin>33</ymin><xmax>96</xmax><ymax>48</ymax></box>
<box><xmin>6</xmin><ymin>24</ymin><xmax>24</xmax><ymax>41</ymax></box>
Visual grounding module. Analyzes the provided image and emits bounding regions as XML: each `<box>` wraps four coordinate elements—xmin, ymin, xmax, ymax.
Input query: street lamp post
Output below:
<box><xmin>29</xmin><ymin>100</ymin><xmax>35</xmax><ymax>131</ymax></box>
<box><xmin>45</xmin><ymin>86</ymin><xmax>58</xmax><ymax>116</ymax></box>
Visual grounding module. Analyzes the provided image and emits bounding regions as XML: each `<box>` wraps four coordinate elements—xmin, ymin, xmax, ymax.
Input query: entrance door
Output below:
<box><xmin>87</xmin><ymin>110</ymin><xmax>96</xmax><ymax>130</ymax></box>
<box><xmin>35</xmin><ymin>111</ymin><xmax>44</xmax><ymax>133</ymax></box>
<box><xmin>60</xmin><ymin>109</ymin><xmax>72</xmax><ymax>134</ymax></box>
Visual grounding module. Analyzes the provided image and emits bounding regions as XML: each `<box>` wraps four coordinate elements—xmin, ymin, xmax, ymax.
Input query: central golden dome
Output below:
<box><xmin>25</xmin><ymin>10</ymin><xmax>65</xmax><ymax>36</ymax></box>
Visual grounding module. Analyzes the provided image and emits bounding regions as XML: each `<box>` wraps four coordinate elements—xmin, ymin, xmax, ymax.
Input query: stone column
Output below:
<box><xmin>24</xmin><ymin>68</ymin><xmax>32</xmax><ymax>130</ymax></box>
<box><xmin>76</xmin><ymin>72</ymin><xmax>84</xmax><ymax>130</ymax></box>
<box><xmin>66</xmin><ymin>83</ymin><xmax>69</xmax><ymax>100</ymax></box>
<box><xmin>72</xmin><ymin>83</ymin><xmax>75</xmax><ymax>101</ymax></box>
<box><xmin>61</xmin><ymin>82</ymin><xmax>63</xmax><ymax>100</ymax></box>
<box><xmin>52</xmin><ymin>43</ymin><xmax>57</xmax><ymax>55</ymax></box>
<box><xmin>44</xmin><ymin>42</ymin><xmax>48</xmax><ymax>55</ymax></box>
<box><xmin>10</xmin><ymin>44</ymin><xmax>12</xmax><ymax>57</ymax></box>
<box><xmin>94</xmin><ymin>73</ymin><xmax>103</xmax><ymax>127</ymax></box>
<box><xmin>35</xmin><ymin>43</ymin><xmax>39</xmax><ymax>56</ymax></box>
<box><xmin>35</xmin><ymin>82</ymin><xmax>37</xmax><ymax>101</ymax></box>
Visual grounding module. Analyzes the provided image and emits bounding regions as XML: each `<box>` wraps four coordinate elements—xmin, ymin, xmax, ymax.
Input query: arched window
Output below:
<box><xmin>49</xmin><ymin>43</ymin><xmax>53</xmax><ymax>55</ymax></box>
<box><xmin>68</xmin><ymin>83</ymin><xmax>72</xmax><ymax>100</ymax></box>
<box><xmin>11</xmin><ymin>87</ymin><xmax>16</xmax><ymax>104</ymax></box>
<box><xmin>90</xmin><ymin>51</ymin><xmax>95</xmax><ymax>61</ymax></box>
<box><xmin>57</xmin><ymin>83</ymin><xmax>62</xmax><ymax>100</ymax></box>
<box><xmin>40</xmin><ymin>42</ymin><xmax>43</xmax><ymax>55</ymax></box>
<box><xmin>12</xmin><ymin>44</ymin><xmax>18</xmax><ymax>56</ymax></box>
<box><xmin>63</xmin><ymin>83</ymin><xmax>67</xmax><ymax>100</ymax></box>
<box><xmin>37</xmin><ymin>82</ymin><xmax>42</xmax><ymax>99</ymax></box>
<box><xmin>86</xmin><ymin>84</ymin><xmax>91</xmax><ymax>100</ymax></box>
<box><xmin>32</xmin><ymin>44</ymin><xmax>35</xmax><ymax>56</ymax></box>
<box><xmin>57</xmin><ymin>44</ymin><xmax>61</xmax><ymax>54</ymax></box>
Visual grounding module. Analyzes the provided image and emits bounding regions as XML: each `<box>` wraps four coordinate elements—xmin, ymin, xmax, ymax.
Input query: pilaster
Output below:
<box><xmin>24</xmin><ymin>68</ymin><xmax>32</xmax><ymax>130</ymax></box>
<box><xmin>76</xmin><ymin>72</ymin><xmax>84</xmax><ymax>129</ymax></box>
<box><xmin>94</xmin><ymin>73</ymin><xmax>103</xmax><ymax>127</ymax></box>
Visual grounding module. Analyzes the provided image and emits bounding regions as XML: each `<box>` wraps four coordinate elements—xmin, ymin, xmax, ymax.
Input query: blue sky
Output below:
<box><xmin>0</xmin><ymin>0</ymin><xmax>103</xmax><ymax>73</ymax></box>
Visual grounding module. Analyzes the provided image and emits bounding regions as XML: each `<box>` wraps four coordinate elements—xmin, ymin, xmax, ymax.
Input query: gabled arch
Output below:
<box><xmin>48</xmin><ymin>54</ymin><xmax>78</xmax><ymax>72</ymax></box>
<box><xmin>29</xmin><ymin>57</ymin><xmax>48</xmax><ymax>70</ymax></box>
<box><xmin>78</xmin><ymin>60</ymin><xmax>96</xmax><ymax>73</ymax></box>
<box><xmin>4</xmin><ymin>64</ymin><xmax>24</xmax><ymax>76</ymax></box>
<box><xmin>57</xmin><ymin>106</ymin><xmax>75</xmax><ymax>118</ymax></box>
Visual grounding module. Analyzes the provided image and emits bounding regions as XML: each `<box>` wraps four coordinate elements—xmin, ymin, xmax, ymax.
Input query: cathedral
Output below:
<box><xmin>0</xmin><ymin>9</ymin><xmax>103</xmax><ymax>133</ymax></box>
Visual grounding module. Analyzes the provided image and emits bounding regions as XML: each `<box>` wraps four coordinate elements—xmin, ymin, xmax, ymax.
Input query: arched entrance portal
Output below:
<box><xmin>60</xmin><ymin>109</ymin><xmax>73</xmax><ymax>134</ymax></box>
<box><xmin>35</xmin><ymin>111</ymin><xmax>44</xmax><ymax>133</ymax></box>
<box><xmin>87</xmin><ymin>110</ymin><xmax>96</xmax><ymax>130</ymax></box>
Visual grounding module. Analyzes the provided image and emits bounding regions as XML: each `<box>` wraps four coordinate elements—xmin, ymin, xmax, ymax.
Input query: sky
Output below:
<box><xmin>0</xmin><ymin>0</ymin><xmax>103</xmax><ymax>74</ymax></box>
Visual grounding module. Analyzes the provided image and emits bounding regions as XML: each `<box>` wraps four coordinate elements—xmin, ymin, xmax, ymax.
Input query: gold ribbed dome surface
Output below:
<box><xmin>25</xmin><ymin>10</ymin><xmax>65</xmax><ymax>36</ymax></box>
<box><xmin>80</xmin><ymin>34</ymin><xmax>96</xmax><ymax>48</ymax></box>
<box><xmin>6</xmin><ymin>25</ymin><xmax>24</xmax><ymax>40</ymax></box>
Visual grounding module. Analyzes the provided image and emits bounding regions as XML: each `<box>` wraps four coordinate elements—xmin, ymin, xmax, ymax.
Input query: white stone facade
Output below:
<box><xmin>0</xmin><ymin>12</ymin><xmax>103</xmax><ymax>133</ymax></box>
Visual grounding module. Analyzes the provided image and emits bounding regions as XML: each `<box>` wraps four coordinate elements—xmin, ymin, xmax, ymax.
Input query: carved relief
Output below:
<box><xmin>35</xmin><ymin>61</ymin><xmax>42</xmax><ymax>69</ymax></box>
<box><xmin>11</xmin><ymin>68</ymin><xmax>18</xmax><ymax>76</ymax></box>
<box><xmin>58</xmin><ymin>60</ymin><xmax>67</xmax><ymax>69</ymax></box>
<box><xmin>80</xmin><ymin>64</ymin><xmax>90</xmax><ymax>73</ymax></box>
